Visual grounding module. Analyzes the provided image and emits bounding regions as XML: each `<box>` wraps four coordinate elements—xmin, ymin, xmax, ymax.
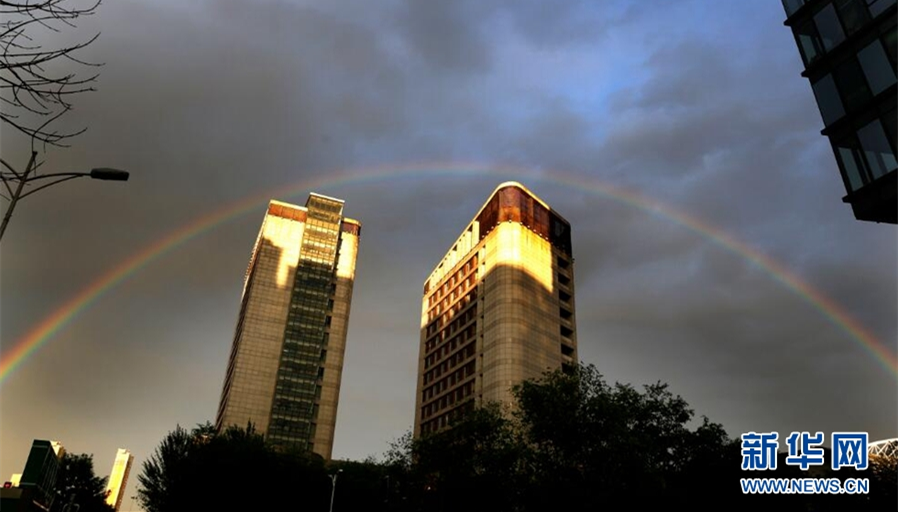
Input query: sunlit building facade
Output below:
<box><xmin>215</xmin><ymin>194</ymin><xmax>361</xmax><ymax>460</ymax></box>
<box><xmin>104</xmin><ymin>449</ymin><xmax>133</xmax><ymax>511</ymax></box>
<box><xmin>782</xmin><ymin>0</ymin><xmax>897</xmax><ymax>223</ymax></box>
<box><xmin>414</xmin><ymin>182</ymin><xmax>578</xmax><ymax>437</ymax></box>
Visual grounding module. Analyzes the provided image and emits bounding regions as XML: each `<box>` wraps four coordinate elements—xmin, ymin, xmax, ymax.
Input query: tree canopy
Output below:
<box><xmin>49</xmin><ymin>453</ymin><xmax>113</xmax><ymax>512</ymax></box>
<box><xmin>137</xmin><ymin>423</ymin><xmax>330</xmax><ymax>512</ymax></box>
<box><xmin>137</xmin><ymin>364</ymin><xmax>896</xmax><ymax>511</ymax></box>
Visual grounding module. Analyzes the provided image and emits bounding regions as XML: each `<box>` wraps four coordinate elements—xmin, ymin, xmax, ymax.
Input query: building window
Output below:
<box><xmin>814</xmin><ymin>4</ymin><xmax>847</xmax><ymax>51</ymax></box>
<box><xmin>883</xmin><ymin>30</ymin><xmax>898</xmax><ymax>70</ymax></box>
<box><xmin>812</xmin><ymin>74</ymin><xmax>846</xmax><ymax>125</ymax></box>
<box><xmin>833</xmin><ymin>58</ymin><xmax>872</xmax><ymax>113</ymax></box>
<box><xmin>867</xmin><ymin>0</ymin><xmax>897</xmax><ymax>17</ymax></box>
<box><xmin>795</xmin><ymin>19</ymin><xmax>824</xmax><ymax>65</ymax></box>
<box><xmin>835</xmin><ymin>0</ymin><xmax>872</xmax><ymax>36</ymax></box>
<box><xmin>857</xmin><ymin>118</ymin><xmax>898</xmax><ymax>179</ymax></box>
<box><xmin>882</xmin><ymin>108</ymin><xmax>897</xmax><ymax>148</ymax></box>
<box><xmin>857</xmin><ymin>40</ymin><xmax>897</xmax><ymax>95</ymax></box>
<box><xmin>783</xmin><ymin>0</ymin><xmax>806</xmax><ymax>17</ymax></box>
<box><xmin>834</xmin><ymin>136</ymin><xmax>867</xmax><ymax>191</ymax></box>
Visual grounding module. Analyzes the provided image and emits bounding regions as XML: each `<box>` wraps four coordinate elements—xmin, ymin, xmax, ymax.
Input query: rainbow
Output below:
<box><xmin>1</xmin><ymin>162</ymin><xmax>895</xmax><ymax>385</ymax></box>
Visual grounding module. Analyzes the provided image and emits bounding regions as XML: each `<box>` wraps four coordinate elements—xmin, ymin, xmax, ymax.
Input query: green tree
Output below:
<box><xmin>50</xmin><ymin>453</ymin><xmax>113</xmax><ymax>512</ymax></box>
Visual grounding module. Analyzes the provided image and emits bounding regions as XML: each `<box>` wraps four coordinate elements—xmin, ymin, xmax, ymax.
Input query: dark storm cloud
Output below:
<box><xmin>394</xmin><ymin>0</ymin><xmax>494</xmax><ymax>73</ymax></box>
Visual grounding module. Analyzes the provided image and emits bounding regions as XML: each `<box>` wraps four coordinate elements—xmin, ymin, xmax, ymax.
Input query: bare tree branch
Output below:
<box><xmin>1</xmin><ymin>0</ymin><xmax>103</xmax><ymax>147</ymax></box>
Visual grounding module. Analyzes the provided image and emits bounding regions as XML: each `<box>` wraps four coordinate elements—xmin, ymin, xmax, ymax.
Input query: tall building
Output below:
<box><xmin>782</xmin><ymin>0</ymin><xmax>897</xmax><ymax>223</ymax></box>
<box><xmin>414</xmin><ymin>182</ymin><xmax>578</xmax><ymax>437</ymax></box>
<box><xmin>216</xmin><ymin>194</ymin><xmax>361</xmax><ymax>459</ymax></box>
<box><xmin>17</xmin><ymin>440</ymin><xmax>64</xmax><ymax>510</ymax></box>
<box><xmin>104</xmin><ymin>449</ymin><xmax>134</xmax><ymax>512</ymax></box>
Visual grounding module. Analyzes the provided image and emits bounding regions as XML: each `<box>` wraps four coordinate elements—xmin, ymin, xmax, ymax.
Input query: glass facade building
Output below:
<box><xmin>783</xmin><ymin>0</ymin><xmax>897</xmax><ymax>223</ymax></box>
<box><xmin>215</xmin><ymin>194</ymin><xmax>361</xmax><ymax>460</ymax></box>
<box><xmin>18</xmin><ymin>440</ymin><xmax>64</xmax><ymax>510</ymax></box>
<box><xmin>414</xmin><ymin>182</ymin><xmax>578</xmax><ymax>437</ymax></box>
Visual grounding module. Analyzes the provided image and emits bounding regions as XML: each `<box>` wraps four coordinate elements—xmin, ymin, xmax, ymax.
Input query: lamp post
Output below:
<box><xmin>328</xmin><ymin>469</ymin><xmax>342</xmax><ymax>512</ymax></box>
<box><xmin>0</xmin><ymin>151</ymin><xmax>129</xmax><ymax>242</ymax></box>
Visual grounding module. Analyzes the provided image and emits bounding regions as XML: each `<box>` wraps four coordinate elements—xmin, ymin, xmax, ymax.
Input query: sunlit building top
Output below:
<box><xmin>104</xmin><ymin>448</ymin><xmax>134</xmax><ymax>511</ymax></box>
<box><xmin>415</xmin><ymin>182</ymin><xmax>578</xmax><ymax>437</ymax></box>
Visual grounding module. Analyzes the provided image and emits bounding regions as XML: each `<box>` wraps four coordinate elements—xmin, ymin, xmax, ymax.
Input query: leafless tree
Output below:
<box><xmin>1</xmin><ymin>0</ymin><xmax>103</xmax><ymax>148</ymax></box>
<box><xmin>0</xmin><ymin>1</ymin><xmax>127</xmax><ymax>243</ymax></box>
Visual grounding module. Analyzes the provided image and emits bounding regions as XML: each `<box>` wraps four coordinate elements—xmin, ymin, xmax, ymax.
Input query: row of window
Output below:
<box><xmin>429</xmin><ymin>297</ymin><xmax>471</xmax><ymax>336</ymax></box>
<box><xmin>426</xmin><ymin>293</ymin><xmax>477</xmax><ymax>341</ymax></box>
<box><xmin>425</xmin><ymin>319</ymin><xmax>476</xmax><ymax>363</ymax></box>
<box><xmin>430</xmin><ymin>256</ymin><xmax>478</xmax><ymax>302</ymax></box>
<box><xmin>834</xmin><ymin>110</ymin><xmax>897</xmax><ymax>191</ymax></box>
<box><xmin>812</xmin><ymin>37</ymin><xmax>897</xmax><ymax>126</ymax></box>
<box><xmin>792</xmin><ymin>0</ymin><xmax>895</xmax><ymax>66</ymax></box>
<box><xmin>422</xmin><ymin>379</ymin><xmax>476</xmax><ymax>420</ymax></box>
<box><xmin>423</xmin><ymin>343</ymin><xmax>477</xmax><ymax>385</ymax></box>
<box><xmin>272</xmin><ymin>400</ymin><xmax>317</xmax><ymax>421</ymax></box>
<box><xmin>420</xmin><ymin>391</ymin><xmax>476</xmax><ymax>435</ymax></box>
<box><xmin>425</xmin><ymin>306</ymin><xmax>477</xmax><ymax>353</ymax></box>
<box><xmin>268</xmin><ymin>419</ymin><xmax>315</xmax><ymax>441</ymax></box>
<box><xmin>423</xmin><ymin>349</ymin><xmax>477</xmax><ymax>400</ymax></box>
<box><xmin>427</xmin><ymin>259</ymin><xmax>478</xmax><ymax>317</ymax></box>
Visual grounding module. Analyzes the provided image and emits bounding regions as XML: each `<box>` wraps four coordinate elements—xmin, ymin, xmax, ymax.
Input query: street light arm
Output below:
<box><xmin>18</xmin><ymin>175</ymin><xmax>84</xmax><ymax>199</ymax></box>
<box><xmin>15</xmin><ymin>172</ymin><xmax>92</xmax><ymax>182</ymax></box>
<box><xmin>0</xmin><ymin>151</ymin><xmax>127</xmax><ymax>243</ymax></box>
<box><xmin>9</xmin><ymin>169</ymin><xmax>129</xmax><ymax>183</ymax></box>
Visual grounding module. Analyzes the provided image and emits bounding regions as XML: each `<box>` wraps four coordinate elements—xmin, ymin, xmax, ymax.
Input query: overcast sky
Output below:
<box><xmin>1</xmin><ymin>0</ymin><xmax>896</xmax><ymax>504</ymax></box>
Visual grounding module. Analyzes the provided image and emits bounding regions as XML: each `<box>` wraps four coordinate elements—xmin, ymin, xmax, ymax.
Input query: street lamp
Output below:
<box><xmin>328</xmin><ymin>469</ymin><xmax>342</xmax><ymax>512</ymax></box>
<box><xmin>0</xmin><ymin>151</ymin><xmax>129</xmax><ymax>242</ymax></box>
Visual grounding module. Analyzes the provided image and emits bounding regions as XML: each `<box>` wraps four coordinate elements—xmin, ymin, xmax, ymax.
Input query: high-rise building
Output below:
<box><xmin>782</xmin><ymin>0</ymin><xmax>896</xmax><ymax>223</ymax></box>
<box><xmin>104</xmin><ymin>449</ymin><xmax>134</xmax><ymax>512</ymax></box>
<box><xmin>414</xmin><ymin>182</ymin><xmax>578</xmax><ymax>437</ymax></box>
<box><xmin>216</xmin><ymin>194</ymin><xmax>361</xmax><ymax>459</ymax></box>
<box><xmin>17</xmin><ymin>440</ymin><xmax>64</xmax><ymax>509</ymax></box>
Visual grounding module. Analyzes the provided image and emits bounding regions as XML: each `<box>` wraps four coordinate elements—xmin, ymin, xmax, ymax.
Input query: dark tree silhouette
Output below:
<box><xmin>137</xmin><ymin>422</ymin><xmax>331</xmax><ymax>512</ymax></box>
<box><xmin>49</xmin><ymin>453</ymin><xmax>113</xmax><ymax>512</ymax></box>
<box><xmin>137</xmin><ymin>366</ymin><xmax>895</xmax><ymax>511</ymax></box>
<box><xmin>397</xmin><ymin>363</ymin><xmax>743</xmax><ymax>511</ymax></box>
